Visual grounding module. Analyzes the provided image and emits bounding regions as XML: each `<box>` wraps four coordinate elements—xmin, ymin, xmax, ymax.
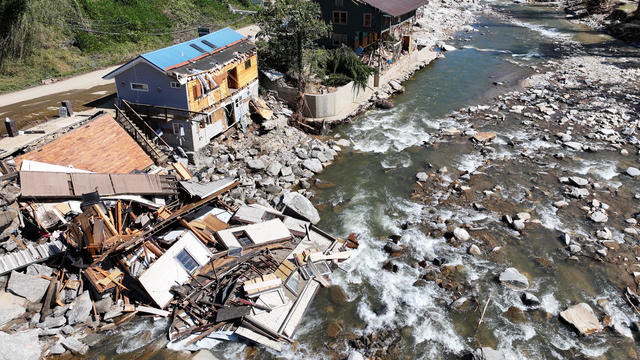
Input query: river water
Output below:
<box><xmin>85</xmin><ymin>2</ymin><xmax>640</xmax><ymax>359</ymax></box>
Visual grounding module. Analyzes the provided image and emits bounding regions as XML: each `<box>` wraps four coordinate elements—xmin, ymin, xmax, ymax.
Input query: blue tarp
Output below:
<box><xmin>141</xmin><ymin>27</ymin><xmax>245</xmax><ymax>70</ymax></box>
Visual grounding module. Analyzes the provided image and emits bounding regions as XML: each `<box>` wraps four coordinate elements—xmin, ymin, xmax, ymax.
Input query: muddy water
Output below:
<box><xmin>0</xmin><ymin>83</ymin><xmax>115</xmax><ymax>135</ymax></box>
<box><xmin>82</xmin><ymin>3</ymin><xmax>639</xmax><ymax>360</ymax></box>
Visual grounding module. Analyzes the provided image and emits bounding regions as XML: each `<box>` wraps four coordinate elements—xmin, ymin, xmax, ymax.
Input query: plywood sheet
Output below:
<box><xmin>111</xmin><ymin>174</ymin><xmax>163</xmax><ymax>194</ymax></box>
<box><xmin>20</xmin><ymin>171</ymin><xmax>72</xmax><ymax>197</ymax></box>
<box><xmin>15</xmin><ymin>113</ymin><xmax>154</xmax><ymax>174</ymax></box>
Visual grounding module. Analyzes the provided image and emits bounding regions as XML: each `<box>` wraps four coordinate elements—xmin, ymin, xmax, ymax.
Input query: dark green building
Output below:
<box><xmin>314</xmin><ymin>0</ymin><xmax>427</xmax><ymax>49</ymax></box>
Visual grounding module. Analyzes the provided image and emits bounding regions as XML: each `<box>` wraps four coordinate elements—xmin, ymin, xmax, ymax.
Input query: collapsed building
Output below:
<box><xmin>0</xmin><ymin>108</ymin><xmax>357</xmax><ymax>356</ymax></box>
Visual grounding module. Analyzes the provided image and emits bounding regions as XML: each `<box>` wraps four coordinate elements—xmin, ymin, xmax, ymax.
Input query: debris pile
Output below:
<box><xmin>0</xmin><ymin>113</ymin><xmax>357</xmax><ymax>358</ymax></box>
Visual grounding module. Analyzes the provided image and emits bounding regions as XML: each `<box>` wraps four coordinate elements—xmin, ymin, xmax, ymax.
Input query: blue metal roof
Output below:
<box><xmin>141</xmin><ymin>27</ymin><xmax>245</xmax><ymax>70</ymax></box>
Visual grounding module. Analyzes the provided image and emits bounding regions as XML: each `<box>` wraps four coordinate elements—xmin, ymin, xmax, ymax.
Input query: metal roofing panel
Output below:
<box><xmin>360</xmin><ymin>0</ymin><xmax>427</xmax><ymax>17</ymax></box>
<box><xmin>141</xmin><ymin>27</ymin><xmax>245</xmax><ymax>70</ymax></box>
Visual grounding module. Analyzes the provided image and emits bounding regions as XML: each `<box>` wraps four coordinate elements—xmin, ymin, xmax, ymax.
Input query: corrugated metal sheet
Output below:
<box><xmin>141</xmin><ymin>27</ymin><xmax>245</xmax><ymax>70</ymax></box>
<box><xmin>361</xmin><ymin>0</ymin><xmax>426</xmax><ymax>17</ymax></box>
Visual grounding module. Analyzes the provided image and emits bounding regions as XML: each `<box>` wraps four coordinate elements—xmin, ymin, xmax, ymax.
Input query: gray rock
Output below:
<box><xmin>568</xmin><ymin>244</ymin><xmax>582</xmax><ymax>253</ymax></box>
<box><xmin>347</xmin><ymin>351</ymin><xmax>365</xmax><ymax>360</ymax></box>
<box><xmin>499</xmin><ymin>267</ymin><xmax>529</xmax><ymax>289</ymax></box>
<box><xmin>568</xmin><ymin>188</ymin><xmax>589</xmax><ymax>199</ymax></box>
<box><xmin>512</xmin><ymin>219</ymin><xmax>525</xmax><ymax>231</ymax></box>
<box><xmin>7</xmin><ymin>271</ymin><xmax>50</xmax><ymax>303</ymax></box>
<box><xmin>25</xmin><ymin>264</ymin><xmax>53</xmax><ymax>277</ymax></box>
<box><xmin>564</xmin><ymin>141</ymin><xmax>583</xmax><ymax>151</ymax></box>
<box><xmin>560</xmin><ymin>303</ymin><xmax>603</xmax><ymax>335</ymax></box>
<box><xmin>627</xmin><ymin>167</ymin><xmax>640</xmax><ymax>177</ymax></box>
<box><xmin>590</xmin><ymin>211</ymin><xmax>608</xmax><ymax>223</ymax></box>
<box><xmin>93</xmin><ymin>297</ymin><xmax>113</xmax><ymax>314</ymax></box>
<box><xmin>336</xmin><ymin>139</ymin><xmax>351</xmax><ymax>147</ymax></box>
<box><xmin>0</xmin><ymin>330</ymin><xmax>42</xmax><ymax>360</ymax></box>
<box><xmin>416</xmin><ymin>172</ymin><xmax>428</xmax><ymax>182</ymax></box>
<box><xmin>280</xmin><ymin>166</ymin><xmax>293</xmax><ymax>177</ymax></box>
<box><xmin>473</xmin><ymin>347</ymin><xmax>506</xmax><ymax>360</ymax></box>
<box><xmin>61</xmin><ymin>336</ymin><xmax>89</xmax><ymax>355</ymax></box>
<box><xmin>65</xmin><ymin>291</ymin><xmax>92</xmax><ymax>325</ymax></box>
<box><xmin>453</xmin><ymin>228</ymin><xmax>470</xmax><ymax>241</ymax></box>
<box><xmin>36</xmin><ymin>316</ymin><xmax>66</xmax><ymax>329</ymax></box>
<box><xmin>49</xmin><ymin>343</ymin><xmax>66</xmax><ymax>355</ymax></box>
<box><xmin>302</xmin><ymin>158</ymin><xmax>323</xmax><ymax>173</ymax></box>
<box><xmin>246</xmin><ymin>159</ymin><xmax>266</xmax><ymax>171</ymax></box>
<box><xmin>596</xmin><ymin>228</ymin><xmax>613</xmax><ymax>240</ymax></box>
<box><xmin>553</xmin><ymin>200</ymin><xmax>569</xmax><ymax>208</ymax></box>
<box><xmin>384</xmin><ymin>241</ymin><xmax>402</xmax><ymax>254</ymax></box>
<box><xmin>282</xmin><ymin>192</ymin><xmax>320</xmax><ymax>224</ymax></box>
<box><xmin>61</xmin><ymin>325</ymin><xmax>74</xmax><ymax>335</ymax></box>
<box><xmin>569</xmin><ymin>176</ymin><xmax>588</xmax><ymax>187</ymax></box>
<box><xmin>0</xmin><ymin>292</ymin><xmax>26</xmax><ymax>327</ymax></box>
<box><xmin>521</xmin><ymin>292</ymin><xmax>540</xmax><ymax>306</ymax></box>
<box><xmin>266</xmin><ymin>161</ymin><xmax>282</xmax><ymax>176</ymax></box>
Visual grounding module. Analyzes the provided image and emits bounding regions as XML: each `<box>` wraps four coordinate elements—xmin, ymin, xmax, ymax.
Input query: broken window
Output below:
<box><xmin>131</xmin><ymin>83</ymin><xmax>148</xmax><ymax>92</ymax></box>
<box><xmin>284</xmin><ymin>270</ymin><xmax>303</xmax><ymax>295</ymax></box>
<box><xmin>332</xmin><ymin>11</ymin><xmax>347</xmax><ymax>25</ymax></box>
<box><xmin>233</xmin><ymin>230</ymin><xmax>252</xmax><ymax>247</ymax></box>
<box><xmin>176</xmin><ymin>249</ymin><xmax>199</xmax><ymax>273</ymax></box>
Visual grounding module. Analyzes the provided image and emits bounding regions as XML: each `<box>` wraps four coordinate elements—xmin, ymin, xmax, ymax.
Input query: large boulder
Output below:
<box><xmin>0</xmin><ymin>291</ymin><xmax>26</xmax><ymax>327</ymax></box>
<box><xmin>0</xmin><ymin>330</ymin><xmax>42</xmax><ymax>360</ymax></box>
<box><xmin>453</xmin><ymin>228</ymin><xmax>470</xmax><ymax>241</ymax></box>
<box><xmin>499</xmin><ymin>268</ymin><xmax>529</xmax><ymax>289</ymax></box>
<box><xmin>6</xmin><ymin>271</ymin><xmax>50</xmax><ymax>303</ymax></box>
<box><xmin>560</xmin><ymin>303</ymin><xmax>603</xmax><ymax>335</ymax></box>
<box><xmin>61</xmin><ymin>336</ymin><xmax>89</xmax><ymax>355</ymax></box>
<box><xmin>65</xmin><ymin>291</ymin><xmax>92</xmax><ymax>325</ymax></box>
<box><xmin>282</xmin><ymin>192</ymin><xmax>320</xmax><ymax>224</ymax></box>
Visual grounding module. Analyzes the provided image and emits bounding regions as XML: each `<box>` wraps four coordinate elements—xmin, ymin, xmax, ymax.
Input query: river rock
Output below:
<box><xmin>569</xmin><ymin>176</ymin><xmax>588</xmax><ymax>187</ymax></box>
<box><xmin>521</xmin><ymin>292</ymin><xmax>540</xmax><ymax>306</ymax></box>
<box><xmin>347</xmin><ymin>351</ymin><xmax>365</xmax><ymax>360</ymax></box>
<box><xmin>0</xmin><ymin>330</ymin><xmax>41</xmax><ymax>360</ymax></box>
<box><xmin>49</xmin><ymin>343</ymin><xmax>66</xmax><ymax>355</ymax></box>
<box><xmin>553</xmin><ymin>200</ymin><xmax>569</xmax><ymax>208</ymax></box>
<box><xmin>499</xmin><ymin>268</ymin><xmax>529</xmax><ymax>289</ymax></box>
<box><xmin>564</xmin><ymin>141</ymin><xmax>583</xmax><ymax>151</ymax></box>
<box><xmin>66</xmin><ymin>291</ymin><xmax>92</xmax><ymax>325</ymax></box>
<box><xmin>302</xmin><ymin>158</ymin><xmax>323</xmax><ymax>173</ymax></box>
<box><xmin>468</xmin><ymin>244</ymin><xmax>482</xmax><ymax>256</ymax></box>
<box><xmin>512</xmin><ymin>219</ymin><xmax>525</xmax><ymax>231</ymax></box>
<box><xmin>473</xmin><ymin>347</ymin><xmax>506</xmax><ymax>360</ymax></box>
<box><xmin>596</xmin><ymin>228</ymin><xmax>613</xmax><ymax>240</ymax></box>
<box><xmin>590</xmin><ymin>211</ymin><xmax>608</xmax><ymax>223</ymax></box>
<box><xmin>416</xmin><ymin>172</ymin><xmax>428</xmax><ymax>182</ymax></box>
<box><xmin>246</xmin><ymin>159</ymin><xmax>266</xmax><ymax>171</ymax></box>
<box><xmin>0</xmin><ymin>291</ymin><xmax>26</xmax><ymax>327</ymax></box>
<box><xmin>384</xmin><ymin>241</ymin><xmax>403</xmax><ymax>255</ymax></box>
<box><xmin>37</xmin><ymin>315</ymin><xmax>66</xmax><ymax>329</ymax></box>
<box><xmin>559</xmin><ymin>303</ymin><xmax>603</xmax><ymax>335</ymax></box>
<box><xmin>7</xmin><ymin>271</ymin><xmax>50</xmax><ymax>303</ymax></box>
<box><xmin>453</xmin><ymin>228</ymin><xmax>470</xmax><ymax>241</ymax></box>
<box><xmin>472</xmin><ymin>132</ymin><xmax>497</xmax><ymax>143</ymax></box>
<box><xmin>282</xmin><ymin>192</ymin><xmax>320</xmax><ymax>224</ymax></box>
<box><xmin>627</xmin><ymin>167</ymin><xmax>640</xmax><ymax>177</ymax></box>
<box><xmin>61</xmin><ymin>336</ymin><xmax>89</xmax><ymax>355</ymax></box>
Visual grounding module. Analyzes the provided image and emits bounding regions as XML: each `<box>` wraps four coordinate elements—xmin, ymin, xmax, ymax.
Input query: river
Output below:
<box><xmin>84</xmin><ymin>1</ymin><xmax>640</xmax><ymax>359</ymax></box>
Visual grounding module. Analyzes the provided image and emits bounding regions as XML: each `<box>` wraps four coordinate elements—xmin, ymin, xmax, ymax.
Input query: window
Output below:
<box><xmin>334</xmin><ymin>0</ymin><xmax>344</xmax><ymax>6</ymax></box>
<box><xmin>245</xmin><ymin>59</ymin><xmax>252</xmax><ymax>70</ymax></box>
<box><xmin>170</xmin><ymin>82</ymin><xmax>181</xmax><ymax>88</ymax></box>
<box><xmin>363</xmin><ymin>13</ymin><xmax>372</xmax><ymax>27</ymax></box>
<box><xmin>130</xmin><ymin>83</ymin><xmax>148</xmax><ymax>92</ymax></box>
<box><xmin>172</xmin><ymin>123</ymin><xmax>184</xmax><ymax>136</ymax></box>
<box><xmin>332</xmin><ymin>33</ymin><xmax>348</xmax><ymax>47</ymax></box>
<box><xmin>176</xmin><ymin>249</ymin><xmax>199</xmax><ymax>273</ymax></box>
<box><xmin>233</xmin><ymin>230</ymin><xmax>253</xmax><ymax>247</ymax></box>
<box><xmin>332</xmin><ymin>11</ymin><xmax>347</xmax><ymax>25</ymax></box>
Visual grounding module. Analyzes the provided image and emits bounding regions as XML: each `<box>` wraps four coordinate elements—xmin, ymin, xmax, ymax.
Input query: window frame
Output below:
<box><xmin>332</xmin><ymin>33</ymin><xmax>348</xmax><ymax>47</ymax></box>
<box><xmin>233</xmin><ymin>230</ymin><xmax>253</xmax><ymax>247</ymax></box>
<box><xmin>363</xmin><ymin>13</ymin><xmax>372</xmax><ymax>27</ymax></box>
<box><xmin>332</xmin><ymin>11</ymin><xmax>347</xmax><ymax>25</ymax></box>
<box><xmin>244</xmin><ymin>59</ymin><xmax>252</xmax><ymax>70</ymax></box>
<box><xmin>130</xmin><ymin>82</ymin><xmax>148</xmax><ymax>92</ymax></box>
<box><xmin>175</xmin><ymin>248</ymin><xmax>200</xmax><ymax>274</ymax></box>
<box><xmin>170</xmin><ymin>82</ymin><xmax>181</xmax><ymax>89</ymax></box>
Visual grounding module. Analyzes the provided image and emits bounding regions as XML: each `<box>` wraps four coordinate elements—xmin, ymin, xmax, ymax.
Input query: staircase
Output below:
<box><xmin>114</xmin><ymin>105</ymin><xmax>169</xmax><ymax>165</ymax></box>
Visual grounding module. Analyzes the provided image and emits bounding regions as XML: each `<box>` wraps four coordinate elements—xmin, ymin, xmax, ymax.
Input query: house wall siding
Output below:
<box><xmin>114</xmin><ymin>62</ymin><xmax>188</xmax><ymax>109</ymax></box>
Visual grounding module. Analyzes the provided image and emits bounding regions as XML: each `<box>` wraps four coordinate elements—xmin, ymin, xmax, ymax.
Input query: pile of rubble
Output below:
<box><xmin>0</xmin><ymin>111</ymin><xmax>357</xmax><ymax>358</ymax></box>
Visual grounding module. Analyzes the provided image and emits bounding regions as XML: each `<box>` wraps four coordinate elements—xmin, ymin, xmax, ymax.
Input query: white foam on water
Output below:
<box><xmin>512</xmin><ymin>48</ymin><xmax>543</xmax><ymax>59</ymax></box>
<box><xmin>462</xmin><ymin>45</ymin><xmax>513</xmax><ymax>54</ymax></box>
<box><xmin>115</xmin><ymin>318</ymin><xmax>169</xmax><ymax>354</ymax></box>
<box><xmin>509</xmin><ymin>19</ymin><xmax>573</xmax><ymax>41</ymax></box>
<box><xmin>456</xmin><ymin>153</ymin><xmax>486</xmax><ymax>173</ymax></box>
<box><xmin>380</xmin><ymin>152</ymin><xmax>413</xmax><ymax>169</ymax></box>
<box><xmin>537</xmin><ymin>203</ymin><xmax>564</xmax><ymax>231</ymax></box>
<box><xmin>568</xmin><ymin>158</ymin><xmax>619</xmax><ymax>181</ymax></box>
<box><xmin>541</xmin><ymin>293</ymin><xmax>561</xmax><ymax>315</ymax></box>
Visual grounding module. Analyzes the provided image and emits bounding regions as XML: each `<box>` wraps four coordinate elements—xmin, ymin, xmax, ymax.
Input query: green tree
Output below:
<box><xmin>255</xmin><ymin>0</ymin><xmax>330</xmax><ymax>91</ymax></box>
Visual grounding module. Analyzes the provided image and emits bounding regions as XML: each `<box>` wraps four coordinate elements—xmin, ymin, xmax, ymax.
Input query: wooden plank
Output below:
<box><xmin>172</xmin><ymin>162</ymin><xmax>192</xmax><ymax>181</ymax></box>
<box><xmin>136</xmin><ymin>305</ymin><xmax>170</xmax><ymax>317</ymax></box>
<box><xmin>203</xmin><ymin>214</ymin><xmax>229</xmax><ymax>231</ymax></box>
<box><xmin>93</xmin><ymin>204</ymin><xmax>118</xmax><ymax>237</ymax></box>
